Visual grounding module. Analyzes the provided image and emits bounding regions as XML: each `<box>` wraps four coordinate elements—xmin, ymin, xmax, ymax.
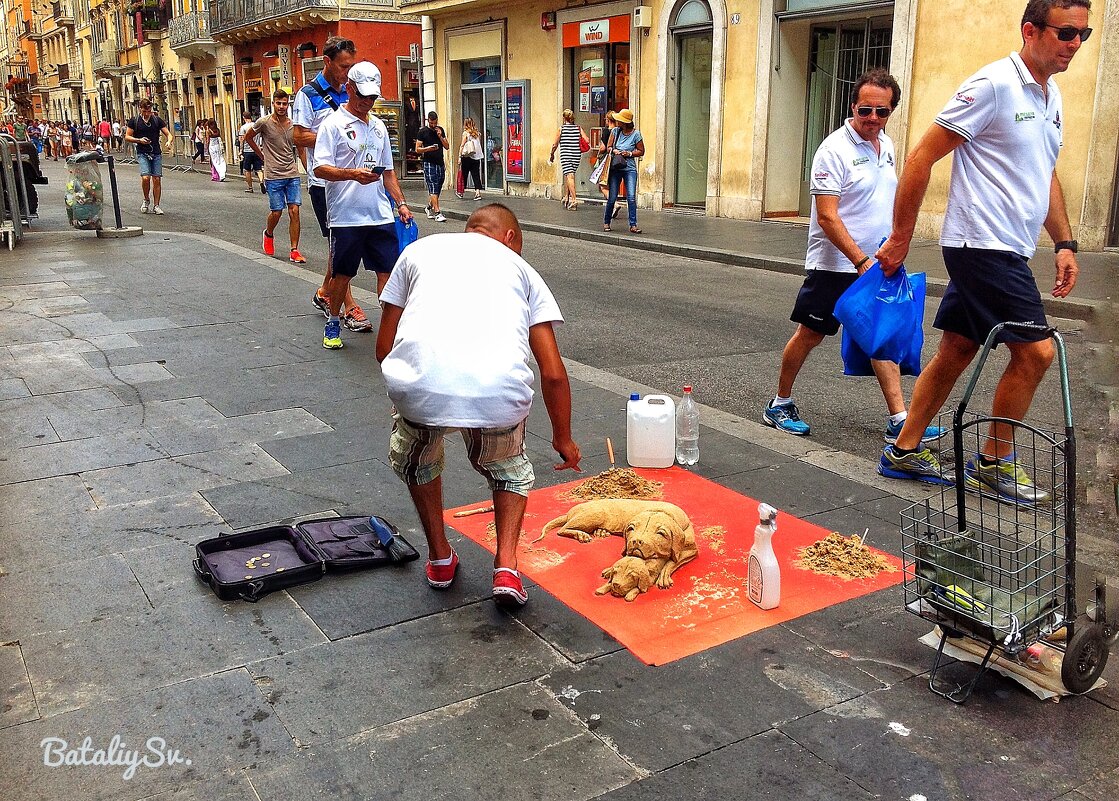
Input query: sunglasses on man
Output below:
<box><xmin>1039</xmin><ymin>23</ymin><xmax>1092</xmax><ymax>42</ymax></box>
<box><xmin>855</xmin><ymin>106</ymin><xmax>892</xmax><ymax>119</ymax></box>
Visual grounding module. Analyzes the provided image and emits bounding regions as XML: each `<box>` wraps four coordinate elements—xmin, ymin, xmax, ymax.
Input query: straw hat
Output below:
<box><xmin>614</xmin><ymin>108</ymin><xmax>634</xmax><ymax>124</ymax></box>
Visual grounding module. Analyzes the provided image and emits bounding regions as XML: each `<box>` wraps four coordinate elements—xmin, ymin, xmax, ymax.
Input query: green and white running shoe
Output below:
<box><xmin>963</xmin><ymin>455</ymin><xmax>1051</xmax><ymax>505</ymax></box>
<box><xmin>878</xmin><ymin>445</ymin><xmax>955</xmax><ymax>485</ymax></box>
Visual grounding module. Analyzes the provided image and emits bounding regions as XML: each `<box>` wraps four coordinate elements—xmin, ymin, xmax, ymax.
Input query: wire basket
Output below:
<box><xmin>901</xmin><ymin>410</ymin><xmax>1070</xmax><ymax>654</ymax></box>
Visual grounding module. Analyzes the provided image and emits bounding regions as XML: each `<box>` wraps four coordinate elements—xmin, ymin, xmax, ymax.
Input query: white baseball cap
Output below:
<box><xmin>347</xmin><ymin>62</ymin><xmax>382</xmax><ymax>98</ymax></box>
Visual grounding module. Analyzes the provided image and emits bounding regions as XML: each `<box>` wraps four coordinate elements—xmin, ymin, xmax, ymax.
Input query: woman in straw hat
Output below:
<box><xmin>602</xmin><ymin>108</ymin><xmax>643</xmax><ymax>233</ymax></box>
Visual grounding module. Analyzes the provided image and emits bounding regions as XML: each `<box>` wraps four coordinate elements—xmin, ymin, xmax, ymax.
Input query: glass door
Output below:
<box><xmin>463</xmin><ymin>86</ymin><xmax>505</xmax><ymax>191</ymax></box>
<box><xmin>674</xmin><ymin>32</ymin><xmax>712</xmax><ymax>207</ymax></box>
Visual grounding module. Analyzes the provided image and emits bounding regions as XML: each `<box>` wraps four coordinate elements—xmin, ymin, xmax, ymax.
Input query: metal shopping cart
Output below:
<box><xmin>901</xmin><ymin>322</ymin><xmax>1113</xmax><ymax>703</ymax></box>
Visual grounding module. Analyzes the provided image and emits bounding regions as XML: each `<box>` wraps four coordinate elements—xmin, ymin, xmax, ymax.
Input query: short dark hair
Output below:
<box><xmin>322</xmin><ymin>37</ymin><xmax>356</xmax><ymax>61</ymax></box>
<box><xmin>138</xmin><ymin>98</ymin><xmax>153</xmax><ymax>110</ymax></box>
<box><xmin>427</xmin><ymin>111</ymin><xmax>438</xmax><ymax>121</ymax></box>
<box><xmin>1022</xmin><ymin>0</ymin><xmax>1091</xmax><ymax>29</ymax></box>
<box><xmin>272</xmin><ymin>88</ymin><xmax>289</xmax><ymax>101</ymax></box>
<box><xmin>850</xmin><ymin>68</ymin><xmax>901</xmax><ymax>109</ymax></box>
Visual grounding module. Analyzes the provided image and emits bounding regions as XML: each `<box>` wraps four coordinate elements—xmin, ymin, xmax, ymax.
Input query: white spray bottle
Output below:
<box><xmin>748</xmin><ymin>503</ymin><xmax>780</xmax><ymax>609</ymax></box>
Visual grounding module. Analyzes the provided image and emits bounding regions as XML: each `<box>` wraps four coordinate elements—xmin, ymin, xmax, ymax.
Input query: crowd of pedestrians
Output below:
<box><xmin>2</xmin><ymin>116</ymin><xmax>126</xmax><ymax>159</ymax></box>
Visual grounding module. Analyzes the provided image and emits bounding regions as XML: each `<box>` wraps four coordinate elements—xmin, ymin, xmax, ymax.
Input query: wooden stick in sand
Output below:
<box><xmin>606</xmin><ymin>437</ymin><xmax>615</xmax><ymax>469</ymax></box>
<box><xmin>452</xmin><ymin>504</ymin><xmax>494</xmax><ymax>518</ymax></box>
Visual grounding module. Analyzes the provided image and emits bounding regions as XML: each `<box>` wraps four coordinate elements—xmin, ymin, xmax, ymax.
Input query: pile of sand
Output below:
<box><xmin>794</xmin><ymin>532</ymin><xmax>897</xmax><ymax>580</ymax></box>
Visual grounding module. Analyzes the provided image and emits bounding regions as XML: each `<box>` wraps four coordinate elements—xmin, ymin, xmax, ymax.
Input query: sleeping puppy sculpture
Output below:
<box><xmin>540</xmin><ymin>499</ymin><xmax>698</xmax><ymax>590</ymax></box>
<box><xmin>595</xmin><ymin>555</ymin><xmax>666</xmax><ymax>601</ymax></box>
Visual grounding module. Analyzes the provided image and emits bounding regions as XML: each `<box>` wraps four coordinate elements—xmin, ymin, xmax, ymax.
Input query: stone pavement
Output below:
<box><xmin>1</xmin><ymin>214</ymin><xmax>1118</xmax><ymax>800</ymax></box>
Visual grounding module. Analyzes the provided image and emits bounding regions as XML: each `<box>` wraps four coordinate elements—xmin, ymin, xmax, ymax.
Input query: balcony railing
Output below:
<box><xmin>53</xmin><ymin>1</ymin><xmax>75</xmax><ymax>26</ymax></box>
<box><xmin>170</xmin><ymin>11</ymin><xmax>216</xmax><ymax>49</ymax></box>
<box><xmin>210</xmin><ymin>0</ymin><xmax>340</xmax><ymax>37</ymax></box>
<box><xmin>92</xmin><ymin>41</ymin><xmax>121</xmax><ymax>73</ymax></box>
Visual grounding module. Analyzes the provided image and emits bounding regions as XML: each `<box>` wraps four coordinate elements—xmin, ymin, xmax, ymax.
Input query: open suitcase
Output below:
<box><xmin>194</xmin><ymin>515</ymin><xmax>420</xmax><ymax>603</ymax></box>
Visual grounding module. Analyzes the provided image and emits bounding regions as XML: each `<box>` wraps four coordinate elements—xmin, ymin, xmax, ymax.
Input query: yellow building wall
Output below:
<box><xmin>905</xmin><ymin>0</ymin><xmax>1103</xmax><ymax>243</ymax></box>
<box><xmin>716</xmin><ymin>10</ymin><xmax>760</xmax><ymax>213</ymax></box>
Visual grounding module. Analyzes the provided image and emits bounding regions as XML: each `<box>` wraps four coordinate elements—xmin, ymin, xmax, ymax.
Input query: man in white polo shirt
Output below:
<box><xmin>765</xmin><ymin>69</ymin><xmax>941</xmax><ymax>446</ymax></box>
<box><xmin>313</xmin><ymin>61</ymin><xmax>413</xmax><ymax>350</ymax></box>
<box><xmin>877</xmin><ymin>0</ymin><xmax>1088</xmax><ymax>503</ymax></box>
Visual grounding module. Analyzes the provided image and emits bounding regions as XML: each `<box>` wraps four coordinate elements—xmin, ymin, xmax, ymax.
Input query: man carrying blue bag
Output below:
<box><xmin>764</xmin><ymin>69</ymin><xmax>942</xmax><ymax>446</ymax></box>
<box><xmin>835</xmin><ymin>262</ymin><xmax>926</xmax><ymax>378</ymax></box>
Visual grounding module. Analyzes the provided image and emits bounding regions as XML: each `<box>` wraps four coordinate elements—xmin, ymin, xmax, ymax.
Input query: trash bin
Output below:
<box><xmin>65</xmin><ymin>151</ymin><xmax>104</xmax><ymax>231</ymax></box>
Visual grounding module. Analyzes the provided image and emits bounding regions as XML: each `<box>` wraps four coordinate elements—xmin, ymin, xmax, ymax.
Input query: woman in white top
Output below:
<box><xmin>458</xmin><ymin>117</ymin><xmax>483</xmax><ymax>201</ymax></box>
<box><xmin>205</xmin><ymin>119</ymin><xmax>227</xmax><ymax>182</ymax></box>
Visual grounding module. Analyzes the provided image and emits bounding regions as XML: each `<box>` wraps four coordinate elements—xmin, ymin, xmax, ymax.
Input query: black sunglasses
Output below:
<box><xmin>855</xmin><ymin>106</ymin><xmax>892</xmax><ymax>119</ymax></box>
<box><xmin>1039</xmin><ymin>23</ymin><xmax>1092</xmax><ymax>42</ymax></box>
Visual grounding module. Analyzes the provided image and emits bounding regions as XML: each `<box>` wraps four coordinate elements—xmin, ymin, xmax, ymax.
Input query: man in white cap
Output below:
<box><xmin>313</xmin><ymin>61</ymin><xmax>414</xmax><ymax>350</ymax></box>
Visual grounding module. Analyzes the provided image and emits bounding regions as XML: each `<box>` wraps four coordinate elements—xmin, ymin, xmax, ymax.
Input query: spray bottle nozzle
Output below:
<box><xmin>757</xmin><ymin>503</ymin><xmax>777</xmax><ymax>525</ymax></box>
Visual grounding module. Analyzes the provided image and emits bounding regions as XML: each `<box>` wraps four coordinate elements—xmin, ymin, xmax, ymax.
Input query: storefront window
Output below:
<box><xmin>461</xmin><ymin>58</ymin><xmax>502</xmax><ymax>85</ymax></box>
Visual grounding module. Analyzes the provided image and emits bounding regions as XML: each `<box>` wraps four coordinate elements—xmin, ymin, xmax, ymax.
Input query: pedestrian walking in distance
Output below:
<box><xmin>293</xmin><ymin>36</ymin><xmax>370</xmax><ymax>331</ymax></box>
<box><xmin>246</xmin><ymin>89</ymin><xmax>306</xmax><ymax>265</ymax></box>
<box><xmin>125</xmin><ymin>98</ymin><xmax>171</xmax><ymax>215</ymax></box>
<box><xmin>764</xmin><ymin>69</ymin><xmax>943</xmax><ymax>448</ymax></box>
<box><xmin>376</xmin><ymin>204</ymin><xmax>581</xmax><ymax>609</ymax></box>
<box><xmin>876</xmin><ymin>0</ymin><xmax>1087</xmax><ymax>504</ymax></box>
<box><xmin>602</xmin><ymin>109</ymin><xmax>644</xmax><ymax>234</ymax></box>
<box><xmin>313</xmin><ymin>61</ymin><xmax>414</xmax><ymax>350</ymax></box>
<box><xmin>458</xmin><ymin>117</ymin><xmax>484</xmax><ymax>201</ymax></box>
<box><xmin>238</xmin><ymin>111</ymin><xmax>264</xmax><ymax>193</ymax></box>
<box><xmin>206</xmin><ymin>118</ymin><xmax>227</xmax><ymax>182</ymax></box>
<box><xmin>549</xmin><ymin>109</ymin><xmax>587</xmax><ymax>210</ymax></box>
<box><xmin>416</xmin><ymin>111</ymin><xmax>449</xmax><ymax>222</ymax></box>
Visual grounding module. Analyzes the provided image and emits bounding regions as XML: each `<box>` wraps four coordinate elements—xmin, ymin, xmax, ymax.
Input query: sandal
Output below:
<box><xmin>603</xmin><ymin>225</ymin><xmax>612</xmax><ymax>232</ymax></box>
<box><xmin>629</xmin><ymin>226</ymin><xmax>643</xmax><ymax>234</ymax></box>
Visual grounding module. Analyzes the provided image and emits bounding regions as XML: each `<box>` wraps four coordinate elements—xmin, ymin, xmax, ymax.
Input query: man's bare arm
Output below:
<box><xmin>1043</xmin><ymin>170</ymin><xmax>1079</xmax><ymax>298</ymax></box>
<box><xmin>293</xmin><ymin>124</ymin><xmax>315</xmax><ymax>150</ymax></box>
<box><xmin>528</xmin><ymin>322</ymin><xmax>581</xmax><ymax>471</ymax></box>
<box><xmin>375</xmin><ymin>303</ymin><xmax>404</xmax><ymax>363</ymax></box>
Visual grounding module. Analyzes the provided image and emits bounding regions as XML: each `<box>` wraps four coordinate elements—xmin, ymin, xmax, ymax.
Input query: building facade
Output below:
<box><xmin>406</xmin><ymin>0</ymin><xmax>1119</xmax><ymax>250</ymax></box>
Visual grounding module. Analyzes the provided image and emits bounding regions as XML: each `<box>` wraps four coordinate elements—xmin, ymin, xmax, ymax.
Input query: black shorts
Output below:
<box><xmin>328</xmin><ymin>224</ymin><xmax>398</xmax><ymax>278</ymax></box>
<box><xmin>309</xmin><ymin>185</ymin><xmax>329</xmax><ymax>238</ymax></box>
<box><xmin>935</xmin><ymin>247</ymin><xmax>1049</xmax><ymax>345</ymax></box>
<box><xmin>241</xmin><ymin>152</ymin><xmax>263</xmax><ymax>172</ymax></box>
<box><xmin>790</xmin><ymin>270</ymin><xmax>859</xmax><ymax>336</ymax></box>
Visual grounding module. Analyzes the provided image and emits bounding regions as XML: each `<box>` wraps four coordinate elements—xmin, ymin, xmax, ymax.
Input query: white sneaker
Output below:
<box><xmin>425</xmin><ymin>205</ymin><xmax>435</xmax><ymax>219</ymax></box>
<box><xmin>434</xmin><ymin>213</ymin><xmax>447</xmax><ymax>223</ymax></box>
<box><xmin>140</xmin><ymin>201</ymin><xmax>149</xmax><ymax>214</ymax></box>
<box><xmin>152</xmin><ymin>205</ymin><xmax>164</xmax><ymax>215</ymax></box>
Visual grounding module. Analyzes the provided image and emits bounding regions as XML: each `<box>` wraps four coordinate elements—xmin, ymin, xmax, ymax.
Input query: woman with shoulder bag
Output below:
<box><xmin>549</xmin><ymin>109</ymin><xmax>589</xmax><ymax>210</ymax></box>
<box><xmin>458</xmin><ymin>118</ymin><xmax>484</xmax><ymax>201</ymax></box>
<box><xmin>603</xmin><ymin>108</ymin><xmax>644</xmax><ymax>233</ymax></box>
<box><xmin>591</xmin><ymin>111</ymin><xmax>618</xmax><ymax>216</ymax></box>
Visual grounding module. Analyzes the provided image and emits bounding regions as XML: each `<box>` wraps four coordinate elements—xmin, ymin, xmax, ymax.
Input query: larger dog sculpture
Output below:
<box><xmin>540</xmin><ymin>499</ymin><xmax>698</xmax><ymax>589</ymax></box>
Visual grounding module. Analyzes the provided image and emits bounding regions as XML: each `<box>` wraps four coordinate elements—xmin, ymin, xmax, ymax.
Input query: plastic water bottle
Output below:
<box><xmin>675</xmin><ymin>385</ymin><xmax>699</xmax><ymax>465</ymax></box>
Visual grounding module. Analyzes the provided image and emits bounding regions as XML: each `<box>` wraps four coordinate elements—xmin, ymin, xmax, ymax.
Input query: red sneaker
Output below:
<box><xmin>425</xmin><ymin>549</ymin><xmax>459</xmax><ymax>589</ymax></box>
<box><xmin>289</xmin><ymin>248</ymin><xmax>306</xmax><ymax>264</ymax></box>
<box><xmin>262</xmin><ymin>230</ymin><xmax>275</xmax><ymax>256</ymax></box>
<box><xmin>492</xmin><ymin>568</ymin><xmax>528</xmax><ymax>608</ymax></box>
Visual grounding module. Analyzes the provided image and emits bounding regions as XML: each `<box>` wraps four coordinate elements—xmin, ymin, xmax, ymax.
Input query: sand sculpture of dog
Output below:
<box><xmin>540</xmin><ymin>499</ymin><xmax>698</xmax><ymax>589</ymax></box>
<box><xmin>595</xmin><ymin>555</ymin><xmax>667</xmax><ymax>601</ymax></box>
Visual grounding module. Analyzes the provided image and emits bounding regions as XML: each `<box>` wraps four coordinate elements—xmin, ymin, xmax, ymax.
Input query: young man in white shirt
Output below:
<box><xmin>877</xmin><ymin>0</ymin><xmax>1087</xmax><ymax>503</ymax></box>
<box><xmin>313</xmin><ymin>61</ymin><xmax>413</xmax><ymax>350</ymax></box>
<box><xmin>237</xmin><ymin>111</ymin><xmax>263</xmax><ymax>193</ymax></box>
<box><xmin>376</xmin><ymin>204</ymin><xmax>582</xmax><ymax>609</ymax></box>
<box><xmin>765</xmin><ymin>69</ymin><xmax>942</xmax><ymax>446</ymax></box>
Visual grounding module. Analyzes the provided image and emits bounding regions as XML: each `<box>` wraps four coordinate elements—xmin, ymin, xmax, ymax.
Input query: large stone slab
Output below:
<box><xmin>22</xmin><ymin>593</ymin><xmax>327</xmax><ymax>716</ymax></box>
<box><xmin>247</xmin><ymin>603</ymin><xmax>566</xmax><ymax>745</ymax></box>
<box><xmin>45</xmin><ymin>397</ymin><xmax>226</xmax><ymax>442</ymax></box>
<box><xmin>0</xmin><ymin>669</ymin><xmax>294</xmax><ymax>801</ymax></box>
<box><xmin>81</xmin><ymin>444</ymin><xmax>289</xmax><ymax>508</ymax></box>
<box><xmin>0</xmin><ymin>429</ymin><xmax>167</xmax><ymax>485</ymax></box>
<box><xmin>596</xmin><ymin>729</ymin><xmax>873</xmax><ymax>800</ymax></box>
<box><xmin>779</xmin><ymin>675</ymin><xmax>1119</xmax><ymax>801</ymax></box>
<box><xmin>718</xmin><ymin>459</ymin><xmax>888</xmax><ymax>518</ymax></box>
<box><xmin>247</xmin><ymin>683</ymin><xmax>638</xmax><ymax>801</ymax></box>
<box><xmin>538</xmin><ymin>624</ymin><xmax>882</xmax><ymax>773</ymax></box>
<box><xmin>0</xmin><ymin>554</ymin><xmax>149</xmax><ymax>639</ymax></box>
<box><xmin>151</xmin><ymin>407</ymin><xmax>332</xmax><ymax>458</ymax></box>
<box><xmin>0</xmin><ymin>641</ymin><xmax>38</xmax><ymax>729</ymax></box>
<box><xmin>0</xmin><ymin>474</ymin><xmax>94</xmax><ymax>526</ymax></box>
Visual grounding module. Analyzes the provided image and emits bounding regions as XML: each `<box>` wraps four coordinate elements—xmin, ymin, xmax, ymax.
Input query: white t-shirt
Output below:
<box><xmin>935</xmin><ymin>51</ymin><xmax>1062</xmax><ymax>258</ymax></box>
<box><xmin>313</xmin><ymin>106</ymin><xmax>395</xmax><ymax>228</ymax></box>
<box><xmin>380</xmin><ymin>232</ymin><xmax>564</xmax><ymax>428</ymax></box>
<box><xmin>806</xmin><ymin>121</ymin><xmax>897</xmax><ymax>273</ymax></box>
<box><xmin>112</xmin><ymin>121</ymin><xmax>121</xmax><ymax>136</ymax></box>
<box><xmin>238</xmin><ymin>121</ymin><xmax>255</xmax><ymax>153</ymax></box>
<box><xmin>291</xmin><ymin>76</ymin><xmax>347</xmax><ymax>188</ymax></box>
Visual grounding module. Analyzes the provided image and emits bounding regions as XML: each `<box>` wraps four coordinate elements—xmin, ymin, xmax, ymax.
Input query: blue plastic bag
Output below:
<box><xmin>834</xmin><ymin>264</ymin><xmax>925</xmax><ymax>363</ymax></box>
<box><xmin>841</xmin><ymin>326</ymin><xmax>923</xmax><ymax>377</ymax></box>
<box><xmin>395</xmin><ymin>216</ymin><xmax>418</xmax><ymax>255</ymax></box>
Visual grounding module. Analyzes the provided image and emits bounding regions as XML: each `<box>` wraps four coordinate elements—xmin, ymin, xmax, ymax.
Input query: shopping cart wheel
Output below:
<box><xmin>1061</xmin><ymin>624</ymin><xmax>1109</xmax><ymax>694</ymax></box>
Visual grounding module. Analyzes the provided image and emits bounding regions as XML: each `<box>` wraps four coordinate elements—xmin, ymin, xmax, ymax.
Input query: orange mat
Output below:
<box><xmin>446</xmin><ymin>467</ymin><xmax>902</xmax><ymax>665</ymax></box>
